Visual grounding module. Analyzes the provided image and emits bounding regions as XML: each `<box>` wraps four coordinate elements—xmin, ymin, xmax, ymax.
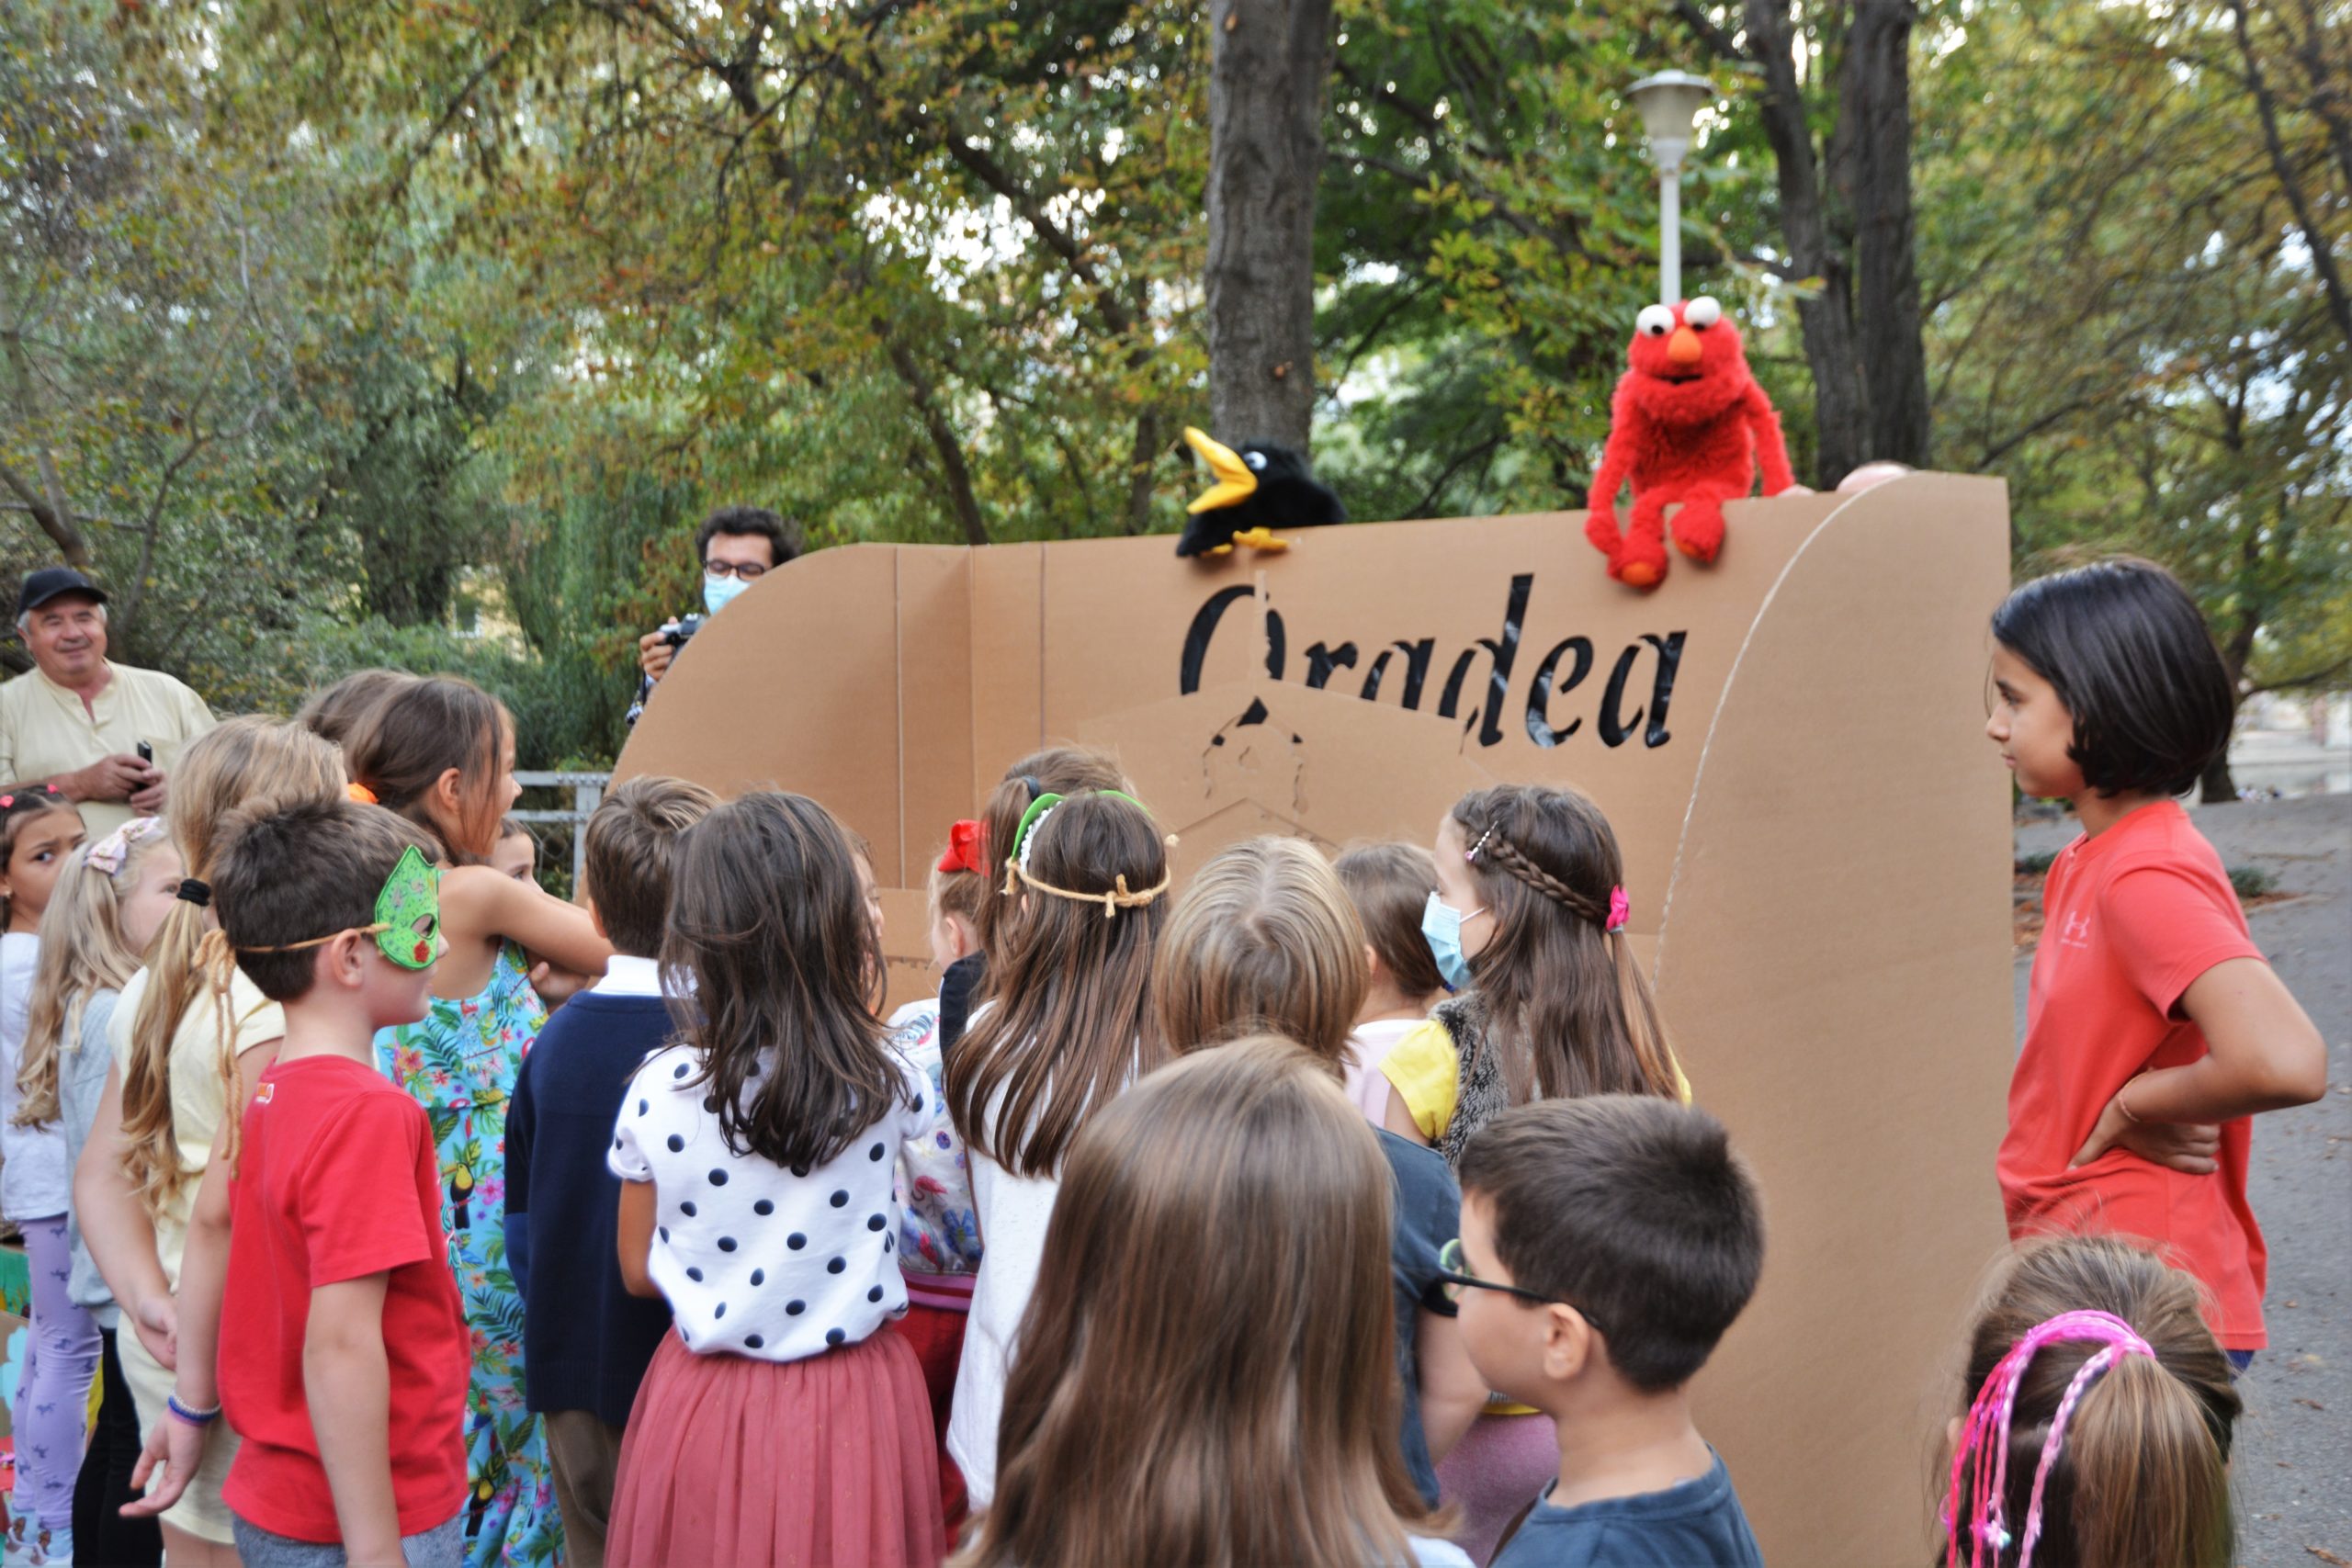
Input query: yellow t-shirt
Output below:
<box><xmin>107</xmin><ymin>965</ymin><xmax>286</xmax><ymax>1286</ymax></box>
<box><xmin>1378</xmin><ymin>1019</ymin><xmax>1696</xmax><ymax>1144</ymax></box>
<box><xmin>0</xmin><ymin>662</ymin><xmax>216</xmax><ymax>838</ymax></box>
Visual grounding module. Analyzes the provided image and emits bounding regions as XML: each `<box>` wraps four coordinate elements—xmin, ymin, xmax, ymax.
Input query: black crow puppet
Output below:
<box><xmin>1177</xmin><ymin>427</ymin><xmax>1347</xmax><ymax>558</ymax></box>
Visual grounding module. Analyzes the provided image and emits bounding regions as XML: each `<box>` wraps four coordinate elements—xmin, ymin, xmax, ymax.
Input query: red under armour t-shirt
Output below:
<box><xmin>1998</xmin><ymin>800</ymin><xmax>2269</xmax><ymax>1348</ymax></box>
<box><xmin>220</xmin><ymin>1053</ymin><xmax>469</xmax><ymax>1541</ymax></box>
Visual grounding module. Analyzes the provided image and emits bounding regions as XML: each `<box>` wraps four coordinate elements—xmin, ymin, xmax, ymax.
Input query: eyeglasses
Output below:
<box><xmin>1436</xmin><ymin>1238</ymin><xmax>1607</xmax><ymax>1336</ymax></box>
<box><xmin>704</xmin><ymin>560</ymin><xmax>769</xmax><ymax>581</ymax></box>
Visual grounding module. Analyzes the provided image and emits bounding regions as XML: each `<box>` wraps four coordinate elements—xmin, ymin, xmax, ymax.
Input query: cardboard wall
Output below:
<box><xmin>617</xmin><ymin>476</ymin><xmax>2018</xmax><ymax>1559</ymax></box>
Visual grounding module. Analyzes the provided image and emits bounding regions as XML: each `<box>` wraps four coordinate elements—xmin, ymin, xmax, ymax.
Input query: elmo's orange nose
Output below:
<box><xmin>1668</xmin><ymin>326</ymin><xmax>1703</xmax><ymax>367</ymax></box>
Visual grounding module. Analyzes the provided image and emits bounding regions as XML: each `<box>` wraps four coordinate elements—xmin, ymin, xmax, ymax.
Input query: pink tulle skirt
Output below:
<box><xmin>608</xmin><ymin>1328</ymin><xmax>944</xmax><ymax>1568</ymax></box>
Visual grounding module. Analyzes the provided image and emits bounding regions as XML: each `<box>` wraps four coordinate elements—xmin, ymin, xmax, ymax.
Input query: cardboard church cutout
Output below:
<box><xmin>617</xmin><ymin>474</ymin><xmax>2018</xmax><ymax>1562</ymax></box>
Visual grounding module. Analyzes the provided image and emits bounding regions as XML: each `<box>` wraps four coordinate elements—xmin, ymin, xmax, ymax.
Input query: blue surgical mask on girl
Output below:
<box><xmin>703</xmin><ymin>574</ymin><xmax>751</xmax><ymax>616</ymax></box>
<box><xmin>1420</xmin><ymin>891</ymin><xmax>1484</xmax><ymax>992</ymax></box>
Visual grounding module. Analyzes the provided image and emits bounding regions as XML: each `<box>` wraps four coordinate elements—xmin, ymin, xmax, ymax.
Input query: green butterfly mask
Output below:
<box><xmin>374</xmin><ymin>845</ymin><xmax>442</xmax><ymax>970</ymax></box>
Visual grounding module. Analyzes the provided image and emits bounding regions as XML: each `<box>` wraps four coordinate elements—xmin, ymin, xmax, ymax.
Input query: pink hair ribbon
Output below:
<box><xmin>1607</xmin><ymin>886</ymin><xmax>1631</xmax><ymax>932</ymax></box>
<box><xmin>1943</xmin><ymin>1308</ymin><xmax>2155</xmax><ymax>1568</ymax></box>
<box><xmin>86</xmin><ymin>816</ymin><xmax>167</xmax><ymax>879</ymax></box>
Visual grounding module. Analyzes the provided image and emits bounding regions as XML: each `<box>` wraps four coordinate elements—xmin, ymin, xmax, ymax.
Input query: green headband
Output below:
<box><xmin>1008</xmin><ymin>789</ymin><xmax>1152</xmax><ymax>876</ymax></box>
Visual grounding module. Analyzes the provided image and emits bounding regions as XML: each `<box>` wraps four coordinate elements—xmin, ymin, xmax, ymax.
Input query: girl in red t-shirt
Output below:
<box><xmin>1987</xmin><ymin>558</ymin><xmax>2324</xmax><ymax>1361</ymax></box>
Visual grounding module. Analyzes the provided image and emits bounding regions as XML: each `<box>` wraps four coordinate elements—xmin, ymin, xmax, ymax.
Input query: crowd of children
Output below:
<box><xmin>0</xmin><ymin>553</ymin><xmax>2322</xmax><ymax>1567</ymax></box>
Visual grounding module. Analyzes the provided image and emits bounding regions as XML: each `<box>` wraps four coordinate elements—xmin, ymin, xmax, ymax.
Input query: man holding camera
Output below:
<box><xmin>629</xmin><ymin>505</ymin><xmax>803</xmax><ymax>724</ymax></box>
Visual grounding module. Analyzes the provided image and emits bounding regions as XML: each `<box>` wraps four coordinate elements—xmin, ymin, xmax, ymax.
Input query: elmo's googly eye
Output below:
<box><xmin>1685</xmin><ymin>296</ymin><xmax>1723</xmax><ymax>328</ymax></box>
<box><xmin>1635</xmin><ymin>305</ymin><xmax>1675</xmax><ymax>338</ymax></box>
<box><xmin>1243</xmin><ymin>450</ymin><xmax>1268</xmax><ymax>471</ymax></box>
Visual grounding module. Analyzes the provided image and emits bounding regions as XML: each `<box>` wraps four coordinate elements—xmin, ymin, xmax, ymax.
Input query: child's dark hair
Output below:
<box><xmin>972</xmin><ymin>745</ymin><xmax>1131</xmax><ymax>962</ymax></box>
<box><xmin>212</xmin><ymin>799</ymin><xmax>436</xmax><ymax>1002</ymax></box>
<box><xmin>1334</xmin><ymin>840</ymin><xmax>1445</xmax><ymax>1001</ymax></box>
<box><xmin>660</xmin><ymin>790</ymin><xmax>910</xmax><ymax>1171</ymax></box>
<box><xmin>948</xmin><ymin>790</ymin><xmax>1170</xmax><ymax>1179</ymax></box>
<box><xmin>1990</xmin><ymin>558</ymin><xmax>2235</xmax><ymax>798</ymax></box>
<box><xmin>1451</xmin><ymin>784</ymin><xmax>1678</xmax><ymax>1100</ymax></box>
<box><xmin>1943</xmin><ymin>1235</ymin><xmax>2237</xmax><ymax>1568</ymax></box>
<box><xmin>296</xmin><ymin>669</ymin><xmax>417</xmax><ymax>750</ymax></box>
<box><xmin>341</xmin><ymin>674</ymin><xmax>512</xmax><ymax>863</ymax></box>
<box><xmin>582</xmin><ymin>777</ymin><xmax>719</xmax><ymax>958</ymax></box>
<box><xmin>1457</xmin><ymin>1095</ymin><xmax>1761</xmax><ymax>1391</ymax></box>
<box><xmin>498</xmin><ymin>816</ymin><xmax>529</xmax><ymax>842</ymax></box>
<box><xmin>0</xmin><ymin>784</ymin><xmax>78</xmax><ymax>926</ymax></box>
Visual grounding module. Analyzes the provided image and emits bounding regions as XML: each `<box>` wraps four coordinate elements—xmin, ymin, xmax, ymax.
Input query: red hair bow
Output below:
<box><xmin>937</xmin><ymin>819</ymin><xmax>986</xmax><ymax>876</ymax></box>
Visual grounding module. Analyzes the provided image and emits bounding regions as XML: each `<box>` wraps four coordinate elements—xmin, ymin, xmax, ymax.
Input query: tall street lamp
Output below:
<box><xmin>1627</xmin><ymin>70</ymin><xmax>1713</xmax><ymax>306</ymax></box>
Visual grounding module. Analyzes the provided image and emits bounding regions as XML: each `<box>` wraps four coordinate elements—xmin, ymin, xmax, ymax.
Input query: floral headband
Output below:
<box><xmin>86</xmin><ymin>816</ymin><xmax>169</xmax><ymax>879</ymax></box>
<box><xmin>1944</xmin><ymin>1309</ymin><xmax>2157</xmax><ymax>1568</ymax></box>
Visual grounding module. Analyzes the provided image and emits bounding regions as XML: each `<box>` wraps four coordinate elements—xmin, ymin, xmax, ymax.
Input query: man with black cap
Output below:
<box><xmin>0</xmin><ymin>568</ymin><xmax>215</xmax><ymax>835</ymax></box>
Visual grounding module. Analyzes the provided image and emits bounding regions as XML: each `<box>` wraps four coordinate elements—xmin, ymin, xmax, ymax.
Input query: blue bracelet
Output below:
<box><xmin>166</xmin><ymin>1393</ymin><xmax>222</xmax><ymax>1426</ymax></box>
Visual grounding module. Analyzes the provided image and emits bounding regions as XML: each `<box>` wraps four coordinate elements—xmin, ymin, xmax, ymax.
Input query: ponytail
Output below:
<box><xmin>117</xmin><ymin>719</ymin><xmax>343</xmax><ymax>1218</ymax></box>
<box><xmin>2061</xmin><ymin>1352</ymin><xmax>2233</xmax><ymax>1568</ymax></box>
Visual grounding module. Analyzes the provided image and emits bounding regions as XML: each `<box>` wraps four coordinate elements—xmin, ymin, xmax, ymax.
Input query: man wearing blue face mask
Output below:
<box><xmin>629</xmin><ymin>506</ymin><xmax>803</xmax><ymax>725</ymax></box>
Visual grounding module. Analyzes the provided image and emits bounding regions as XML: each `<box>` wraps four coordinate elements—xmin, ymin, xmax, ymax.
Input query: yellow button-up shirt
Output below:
<box><xmin>0</xmin><ymin>661</ymin><xmax>217</xmax><ymax>837</ymax></box>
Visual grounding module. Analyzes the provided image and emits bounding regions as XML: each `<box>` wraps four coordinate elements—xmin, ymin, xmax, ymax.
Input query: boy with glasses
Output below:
<box><xmin>1447</xmin><ymin>1096</ymin><xmax>1766</xmax><ymax>1567</ymax></box>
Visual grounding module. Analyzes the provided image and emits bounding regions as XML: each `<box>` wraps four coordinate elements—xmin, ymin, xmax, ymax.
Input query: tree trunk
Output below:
<box><xmin>1736</xmin><ymin>0</ymin><xmax>1931</xmax><ymax>485</ymax></box>
<box><xmin>2200</xmin><ymin>615</ymin><xmax>2258</xmax><ymax>803</ymax></box>
<box><xmin>1841</xmin><ymin>0</ymin><xmax>1932</xmax><ymax>467</ymax></box>
<box><xmin>1745</xmin><ymin>0</ymin><xmax>1865</xmax><ymax>485</ymax></box>
<box><xmin>1205</xmin><ymin>0</ymin><xmax>1331</xmax><ymax>452</ymax></box>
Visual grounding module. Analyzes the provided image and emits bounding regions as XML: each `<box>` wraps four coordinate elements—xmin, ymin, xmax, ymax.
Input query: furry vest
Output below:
<box><xmin>1431</xmin><ymin>992</ymin><xmax>1510</xmax><ymax>1168</ymax></box>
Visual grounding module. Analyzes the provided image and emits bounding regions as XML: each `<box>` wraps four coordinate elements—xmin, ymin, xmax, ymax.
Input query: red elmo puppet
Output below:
<box><xmin>1585</xmin><ymin>296</ymin><xmax>1797</xmax><ymax>590</ymax></box>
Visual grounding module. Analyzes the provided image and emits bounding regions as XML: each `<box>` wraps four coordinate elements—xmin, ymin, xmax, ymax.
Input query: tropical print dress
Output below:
<box><xmin>378</xmin><ymin>943</ymin><xmax>562</xmax><ymax>1568</ymax></box>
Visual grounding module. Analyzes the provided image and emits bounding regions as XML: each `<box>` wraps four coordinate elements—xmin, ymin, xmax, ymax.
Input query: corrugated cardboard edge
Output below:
<box><xmin>1658</xmin><ymin>473</ymin><xmax>2013</xmax><ymax>1559</ymax></box>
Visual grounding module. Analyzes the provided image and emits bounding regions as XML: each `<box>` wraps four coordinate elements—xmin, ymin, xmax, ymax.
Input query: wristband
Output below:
<box><xmin>166</xmin><ymin>1393</ymin><xmax>222</xmax><ymax>1426</ymax></box>
<box><xmin>2115</xmin><ymin>1076</ymin><xmax>2145</xmax><ymax>1126</ymax></box>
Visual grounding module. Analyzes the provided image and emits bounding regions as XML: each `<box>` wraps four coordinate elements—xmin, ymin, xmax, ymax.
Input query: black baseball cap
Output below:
<box><xmin>15</xmin><ymin>567</ymin><xmax>108</xmax><ymax>620</ymax></box>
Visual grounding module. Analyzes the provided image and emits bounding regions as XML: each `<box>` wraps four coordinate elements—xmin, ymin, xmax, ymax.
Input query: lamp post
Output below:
<box><xmin>1628</xmin><ymin>70</ymin><xmax>1713</xmax><ymax>307</ymax></box>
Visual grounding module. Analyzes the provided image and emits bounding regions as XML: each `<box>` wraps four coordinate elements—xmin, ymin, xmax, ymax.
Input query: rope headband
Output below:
<box><xmin>1943</xmin><ymin>1309</ymin><xmax>2158</xmax><ymax>1568</ymax></box>
<box><xmin>1462</xmin><ymin>821</ymin><xmax>1629</xmax><ymax>934</ymax></box>
<box><xmin>1001</xmin><ymin>790</ymin><xmax>1176</xmax><ymax>917</ymax></box>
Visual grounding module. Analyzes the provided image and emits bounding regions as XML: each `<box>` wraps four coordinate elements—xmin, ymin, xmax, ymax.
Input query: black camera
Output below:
<box><xmin>660</xmin><ymin>615</ymin><xmax>705</xmax><ymax>649</ymax></box>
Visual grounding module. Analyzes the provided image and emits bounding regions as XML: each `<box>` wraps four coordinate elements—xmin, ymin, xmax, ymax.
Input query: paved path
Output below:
<box><xmin>2016</xmin><ymin>795</ymin><xmax>2350</xmax><ymax>1567</ymax></box>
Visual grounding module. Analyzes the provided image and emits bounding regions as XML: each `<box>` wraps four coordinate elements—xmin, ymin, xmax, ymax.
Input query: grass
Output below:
<box><xmin>2228</xmin><ymin>863</ymin><xmax>2277</xmax><ymax>900</ymax></box>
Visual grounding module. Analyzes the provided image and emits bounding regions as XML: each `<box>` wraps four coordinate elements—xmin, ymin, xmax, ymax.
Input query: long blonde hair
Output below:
<box><xmin>119</xmin><ymin>719</ymin><xmax>344</xmax><ymax>1218</ymax></box>
<box><xmin>958</xmin><ymin>1036</ymin><xmax>1434</xmax><ymax>1568</ymax></box>
<box><xmin>14</xmin><ymin>825</ymin><xmax>167</xmax><ymax>1126</ymax></box>
<box><xmin>1152</xmin><ymin>837</ymin><xmax>1368</xmax><ymax>1065</ymax></box>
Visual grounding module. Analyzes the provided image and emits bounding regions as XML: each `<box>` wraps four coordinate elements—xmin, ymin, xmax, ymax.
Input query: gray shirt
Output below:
<box><xmin>58</xmin><ymin>987</ymin><xmax>121</xmax><ymax>1328</ymax></box>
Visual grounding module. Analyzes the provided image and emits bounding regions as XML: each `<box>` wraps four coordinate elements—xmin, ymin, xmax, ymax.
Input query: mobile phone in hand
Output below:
<box><xmin>136</xmin><ymin>740</ymin><xmax>154</xmax><ymax>765</ymax></box>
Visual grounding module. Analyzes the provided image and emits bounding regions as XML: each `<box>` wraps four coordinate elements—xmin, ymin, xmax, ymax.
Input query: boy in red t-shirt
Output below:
<box><xmin>129</xmin><ymin>799</ymin><xmax>469</xmax><ymax>1565</ymax></box>
<box><xmin>1987</xmin><ymin>558</ymin><xmax>2325</xmax><ymax>1362</ymax></box>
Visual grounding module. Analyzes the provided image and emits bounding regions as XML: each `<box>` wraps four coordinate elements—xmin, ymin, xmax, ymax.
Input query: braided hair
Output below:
<box><xmin>1449</xmin><ymin>784</ymin><xmax>1678</xmax><ymax>1101</ymax></box>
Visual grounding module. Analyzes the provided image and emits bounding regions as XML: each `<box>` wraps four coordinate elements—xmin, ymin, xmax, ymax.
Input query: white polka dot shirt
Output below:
<box><xmin>609</xmin><ymin>1043</ymin><xmax>930</xmax><ymax>1362</ymax></box>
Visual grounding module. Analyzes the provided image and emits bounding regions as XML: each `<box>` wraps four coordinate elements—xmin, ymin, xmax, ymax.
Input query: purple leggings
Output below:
<box><xmin>11</xmin><ymin>1214</ymin><xmax>99</xmax><ymax>1534</ymax></box>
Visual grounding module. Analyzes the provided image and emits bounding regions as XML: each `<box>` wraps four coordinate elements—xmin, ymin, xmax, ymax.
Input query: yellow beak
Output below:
<box><xmin>1184</xmin><ymin>427</ymin><xmax>1259</xmax><ymax>514</ymax></box>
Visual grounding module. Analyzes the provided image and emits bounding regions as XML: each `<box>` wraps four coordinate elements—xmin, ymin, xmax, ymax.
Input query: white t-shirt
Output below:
<box><xmin>1340</xmin><ymin>1017</ymin><xmax>1424</xmax><ymax>1126</ymax></box>
<box><xmin>0</xmin><ymin>931</ymin><xmax>68</xmax><ymax>1221</ymax></box>
<box><xmin>609</xmin><ymin>1042</ymin><xmax>930</xmax><ymax>1363</ymax></box>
